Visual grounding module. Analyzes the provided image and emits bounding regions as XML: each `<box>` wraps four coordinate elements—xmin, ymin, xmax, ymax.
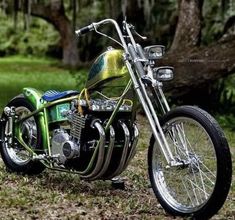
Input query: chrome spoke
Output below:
<box><xmin>152</xmin><ymin>116</ymin><xmax>217</xmax><ymax>213</ymax></box>
<box><xmin>181</xmin><ymin>178</ymin><xmax>195</xmax><ymax>207</ymax></box>
<box><xmin>4</xmin><ymin>106</ymin><xmax>37</xmax><ymax>165</ymax></box>
<box><xmin>186</xmin><ymin>177</ymin><xmax>210</xmax><ymax>198</ymax></box>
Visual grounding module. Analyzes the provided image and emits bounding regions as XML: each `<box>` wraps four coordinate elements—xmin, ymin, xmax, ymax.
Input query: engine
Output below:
<box><xmin>50</xmin><ymin>103</ymin><xmax>86</xmax><ymax>164</ymax></box>
<box><xmin>49</xmin><ymin>97</ymin><xmax>138</xmax><ymax>179</ymax></box>
<box><xmin>51</xmin><ymin>129</ymin><xmax>80</xmax><ymax>164</ymax></box>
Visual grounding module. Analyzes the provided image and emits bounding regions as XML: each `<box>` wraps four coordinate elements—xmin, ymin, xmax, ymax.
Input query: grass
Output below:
<box><xmin>0</xmin><ymin>55</ymin><xmax>86</xmax><ymax>110</ymax></box>
<box><xmin>0</xmin><ymin>56</ymin><xmax>234</xmax><ymax>219</ymax></box>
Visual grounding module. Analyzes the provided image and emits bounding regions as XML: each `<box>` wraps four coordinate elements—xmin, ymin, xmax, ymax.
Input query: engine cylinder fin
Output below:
<box><xmin>106</xmin><ymin>120</ymin><xmax>130</xmax><ymax>179</ymax></box>
<box><xmin>70</xmin><ymin>113</ymin><xmax>86</xmax><ymax>141</ymax></box>
<box><xmin>80</xmin><ymin>121</ymin><xmax>106</xmax><ymax>179</ymax></box>
<box><xmin>88</xmin><ymin>125</ymin><xmax>115</xmax><ymax>180</ymax></box>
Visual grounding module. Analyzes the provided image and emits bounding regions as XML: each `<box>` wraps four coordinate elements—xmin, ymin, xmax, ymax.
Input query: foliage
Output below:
<box><xmin>0</xmin><ymin>0</ymin><xmax>234</xmax><ymax>58</ymax></box>
<box><xmin>214</xmin><ymin>74</ymin><xmax>235</xmax><ymax>130</ymax></box>
<box><xmin>169</xmin><ymin>74</ymin><xmax>235</xmax><ymax>129</ymax></box>
<box><xmin>150</xmin><ymin>0</ymin><xmax>178</xmax><ymax>47</ymax></box>
<box><xmin>217</xmin><ymin>114</ymin><xmax>235</xmax><ymax>130</ymax></box>
<box><xmin>0</xmin><ymin>1</ymin><xmax>235</xmax><ymax>119</ymax></box>
<box><xmin>202</xmin><ymin>0</ymin><xmax>235</xmax><ymax>44</ymax></box>
<box><xmin>0</xmin><ymin>13</ymin><xmax>59</xmax><ymax>57</ymax></box>
<box><xmin>213</xmin><ymin>78</ymin><xmax>235</xmax><ymax>112</ymax></box>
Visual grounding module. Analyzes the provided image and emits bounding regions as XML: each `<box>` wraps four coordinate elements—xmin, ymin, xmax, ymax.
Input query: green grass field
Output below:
<box><xmin>0</xmin><ymin>56</ymin><xmax>87</xmax><ymax>110</ymax></box>
<box><xmin>0</xmin><ymin>57</ymin><xmax>234</xmax><ymax>219</ymax></box>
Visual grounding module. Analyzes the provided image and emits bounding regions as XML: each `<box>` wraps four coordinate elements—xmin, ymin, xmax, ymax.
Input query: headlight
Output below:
<box><xmin>144</xmin><ymin>45</ymin><xmax>165</xmax><ymax>59</ymax></box>
<box><xmin>153</xmin><ymin>66</ymin><xmax>174</xmax><ymax>81</ymax></box>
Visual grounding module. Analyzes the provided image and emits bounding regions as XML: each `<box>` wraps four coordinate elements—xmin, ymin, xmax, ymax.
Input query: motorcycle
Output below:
<box><xmin>0</xmin><ymin>19</ymin><xmax>232</xmax><ymax>219</ymax></box>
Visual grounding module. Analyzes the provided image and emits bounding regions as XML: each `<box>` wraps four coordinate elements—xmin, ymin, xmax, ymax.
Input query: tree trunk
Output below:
<box><xmin>160</xmin><ymin>36</ymin><xmax>235</xmax><ymax>98</ymax></box>
<box><xmin>171</xmin><ymin>0</ymin><xmax>203</xmax><ymax>51</ymax></box>
<box><xmin>30</xmin><ymin>0</ymin><xmax>79</xmax><ymax>67</ymax></box>
<box><xmin>160</xmin><ymin>0</ymin><xmax>235</xmax><ymax>103</ymax></box>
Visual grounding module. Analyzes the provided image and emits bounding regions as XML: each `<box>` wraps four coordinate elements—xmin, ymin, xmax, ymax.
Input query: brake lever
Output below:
<box><xmin>127</xmin><ymin>23</ymin><xmax>147</xmax><ymax>40</ymax></box>
<box><xmin>133</xmin><ymin>29</ymin><xmax>147</xmax><ymax>40</ymax></box>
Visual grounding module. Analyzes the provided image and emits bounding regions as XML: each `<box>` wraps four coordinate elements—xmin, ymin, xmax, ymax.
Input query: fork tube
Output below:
<box><xmin>138</xmin><ymin>79</ymin><xmax>174</xmax><ymax>161</ymax></box>
<box><xmin>157</xmin><ymin>86</ymin><xmax>170</xmax><ymax>112</ymax></box>
<box><xmin>125</xmin><ymin>21</ymin><xmax>137</xmax><ymax>50</ymax></box>
<box><xmin>128</xmin><ymin>44</ymin><xmax>174</xmax><ymax>161</ymax></box>
<box><xmin>151</xmin><ymin>87</ymin><xmax>167</xmax><ymax>114</ymax></box>
<box><xmin>125</xmin><ymin>61</ymin><xmax>172</xmax><ymax>164</ymax></box>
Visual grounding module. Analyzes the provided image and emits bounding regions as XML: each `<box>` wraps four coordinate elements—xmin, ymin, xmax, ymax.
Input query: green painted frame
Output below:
<box><xmin>13</xmin><ymin>79</ymin><xmax>135</xmax><ymax>173</ymax></box>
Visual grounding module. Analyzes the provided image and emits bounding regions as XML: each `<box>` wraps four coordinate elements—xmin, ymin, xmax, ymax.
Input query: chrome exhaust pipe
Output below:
<box><xmin>107</xmin><ymin>120</ymin><xmax>130</xmax><ymax>179</ymax></box>
<box><xmin>123</xmin><ymin>123</ymin><xmax>139</xmax><ymax>170</ymax></box>
<box><xmin>89</xmin><ymin>125</ymin><xmax>115</xmax><ymax>180</ymax></box>
<box><xmin>81</xmin><ymin>120</ymin><xmax>105</xmax><ymax>179</ymax></box>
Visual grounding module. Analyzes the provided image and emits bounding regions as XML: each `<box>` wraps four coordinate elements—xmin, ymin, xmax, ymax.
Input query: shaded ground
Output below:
<box><xmin>0</xmin><ymin>115</ymin><xmax>234</xmax><ymax>220</ymax></box>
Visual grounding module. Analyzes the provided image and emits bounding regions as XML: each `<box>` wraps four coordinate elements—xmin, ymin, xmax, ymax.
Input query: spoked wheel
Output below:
<box><xmin>0</xmin><ymin>95</ymin><xmax>45</xmax><ymax>175</ymax></box>
<box><xmin>148</xmin><ymin>106</ymin><xmax>232</xmax><ymax>219</ymax></box>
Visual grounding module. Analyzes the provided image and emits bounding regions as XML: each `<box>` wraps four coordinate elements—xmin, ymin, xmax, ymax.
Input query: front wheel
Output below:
<box><xmin>148</xmin><ymin>106</ymin><xmax>232</xmax><ymax>219</ymax></box>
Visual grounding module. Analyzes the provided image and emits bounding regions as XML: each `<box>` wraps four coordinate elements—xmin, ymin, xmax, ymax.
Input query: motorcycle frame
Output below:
<box><xmin>13</xmin><ymin>19</ymin><xmax>176</xmax><ymax>173</ymax></box>
<box><xmin>14</xmin><ymin>79</ymin><xmax>134</xmax><ymax>172</ymax></box>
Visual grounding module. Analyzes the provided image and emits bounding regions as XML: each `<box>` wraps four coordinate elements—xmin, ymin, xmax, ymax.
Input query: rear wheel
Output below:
<box><xmin>148</xmin><ymin>106</ymin><xmax>232</xmax><ymax>219</ymax></box>
<box><xmin>0</xmin><ymin>95</ymin><xmax>45</xmax><ymax>175</ymax></box>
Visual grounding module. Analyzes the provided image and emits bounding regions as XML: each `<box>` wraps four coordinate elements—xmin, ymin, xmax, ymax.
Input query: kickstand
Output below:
<box><xmin>111</xmin><ymin>176</ymin><xmax>125</xmax><ymax>190</ymax></box>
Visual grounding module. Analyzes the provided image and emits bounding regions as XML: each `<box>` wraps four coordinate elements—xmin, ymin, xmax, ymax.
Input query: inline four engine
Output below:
<box><xmin>49</xmin><ymin>97</ymin><xmax>138</xmax><ymax>176</ymax></box>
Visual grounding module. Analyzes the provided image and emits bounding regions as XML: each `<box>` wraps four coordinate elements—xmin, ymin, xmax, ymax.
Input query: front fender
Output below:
<box><xmin>22</xmin><ymin>87</ymin><xmax>49</xmax><ymax>150</ymax></box>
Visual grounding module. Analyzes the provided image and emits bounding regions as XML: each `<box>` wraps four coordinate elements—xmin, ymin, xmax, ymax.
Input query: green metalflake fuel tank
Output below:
<box><xmin>86</xmin><ymin>49</ymin><xmax>129</xmax><ymax>90</ymax></box>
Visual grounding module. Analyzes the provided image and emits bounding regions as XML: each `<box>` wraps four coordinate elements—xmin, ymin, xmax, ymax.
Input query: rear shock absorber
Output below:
<box><xmin>4</xmin><ymin>106</ymin><xmax>16</xmax><ymax>145</ymax></box>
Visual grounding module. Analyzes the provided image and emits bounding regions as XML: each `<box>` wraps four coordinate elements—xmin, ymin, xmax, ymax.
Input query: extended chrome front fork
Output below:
<box><xmin>124</xmin><ymin>60</ymin><xmax>176</xmax><ymax>166</ymax></box>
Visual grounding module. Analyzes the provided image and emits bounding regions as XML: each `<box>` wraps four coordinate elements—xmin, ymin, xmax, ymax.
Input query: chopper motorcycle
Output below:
<box><xmin>0</xmin><ymin>19</ymin><xmax>232</xmax><ymax>219</ymax></box>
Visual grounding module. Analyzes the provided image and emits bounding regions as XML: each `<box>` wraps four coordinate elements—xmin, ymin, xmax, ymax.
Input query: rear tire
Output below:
<box><xmin>148</xmin><ymin>106</ymin><xmax>232</xmax><ymax>219</ymax></box>
<box><xmin>0</xmin><ymin>95</ymin><xmax>45</xmax><ymax>175</ymax></box>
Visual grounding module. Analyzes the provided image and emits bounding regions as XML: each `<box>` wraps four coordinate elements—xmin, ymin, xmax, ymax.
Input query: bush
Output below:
<box><xmin>0</xmin><ymin>13</ymin><xmax>59</xmax><ymax>57</ymax></box>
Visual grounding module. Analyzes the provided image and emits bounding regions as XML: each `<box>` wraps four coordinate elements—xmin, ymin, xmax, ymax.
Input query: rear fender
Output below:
<box><xmin>23</xmin><ymin>87</ymin><xmax>44</xmax><ymax>109</ymax></box>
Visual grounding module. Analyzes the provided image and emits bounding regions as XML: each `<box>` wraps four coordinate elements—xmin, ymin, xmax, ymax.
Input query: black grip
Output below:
<box><xmin>79</xmin><ymin>26</ymin><xmax>91</xmax><ymax>35</ymax></box>
<box><xmin>76</xmin><ymin>24</ymin><xmax>94</xmax><ymax>36</ymax></box>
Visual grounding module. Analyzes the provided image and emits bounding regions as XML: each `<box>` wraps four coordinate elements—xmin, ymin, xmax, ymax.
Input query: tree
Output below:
<box><xmin>4</xmin><ymin>0</ymin><xmax>235</xmax><ymax>89</ymax></box>
<box><xmin>159</xmin><ymin>0</ymin><xmax>235</xmax><ymax>102</ymax></box>
<box><xmin>117</xmin><ymin>0</ymin><xmax>235</xmax><ymax>103</ymax></box>
<box><xmin>11</xmin><ymin>0</ymin><xmax>79</xmax><ymax>67</ymax></box>
<box><xmin>30</xmin><ymin>0</ymin><xmax>79</xmax><ymax>67</ymax></box>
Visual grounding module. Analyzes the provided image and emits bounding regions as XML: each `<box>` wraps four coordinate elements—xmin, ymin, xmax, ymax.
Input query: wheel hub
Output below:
<box><xmin>188</xmin><ymin>154</ymin><xmax>200</xmax><ymax>173</ymax></box>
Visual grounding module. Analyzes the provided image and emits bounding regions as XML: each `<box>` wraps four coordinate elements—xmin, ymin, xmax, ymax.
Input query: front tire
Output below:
<box><xmin>0</xmin><ymin>95</ymin><xmax>45</xmax><ymax>175</ymax></box>
<box><xmin>148</xmin><ymin>106</ymin><xmax>232</xmax><ymax>219</ymax></box>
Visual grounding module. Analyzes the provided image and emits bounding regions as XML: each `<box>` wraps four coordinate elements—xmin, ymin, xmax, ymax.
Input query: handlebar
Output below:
<box><xmin>75</xmin><ymin>19</ymin><xmax>113</xmax><ymax>37</ymax></box>
<box><xmin>75</xmin><ymin>24</ymin><xmax>94</xmax><ymax>36</ymax></box>
<box><xmin>75</xmin><ymin>19</ymin><xmax>134</xmax><ymax>52</ymax></box>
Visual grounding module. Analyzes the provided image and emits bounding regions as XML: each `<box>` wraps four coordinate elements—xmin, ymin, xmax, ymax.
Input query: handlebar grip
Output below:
<box><xmin>75</xmin><ymin>24</ymin><xmax>94</xmax><ymax>36</ymax></box>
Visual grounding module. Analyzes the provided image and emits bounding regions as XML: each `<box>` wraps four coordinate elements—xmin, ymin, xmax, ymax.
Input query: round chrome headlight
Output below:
<box><xmin>144</xmin><ymin>45</ymin><xmax>165</xmax><ymax>59</ymax></box>
<box><xmin>153</xmin><ymin>66</ymin><xmax>174</xmax><ymax>81</ymax></box>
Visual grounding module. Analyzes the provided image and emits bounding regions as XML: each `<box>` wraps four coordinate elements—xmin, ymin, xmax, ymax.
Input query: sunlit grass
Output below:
<box><xmin>0</xmin><ymin>56</ymin><xmax>87</xmax><ymax>110</ymax></box>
